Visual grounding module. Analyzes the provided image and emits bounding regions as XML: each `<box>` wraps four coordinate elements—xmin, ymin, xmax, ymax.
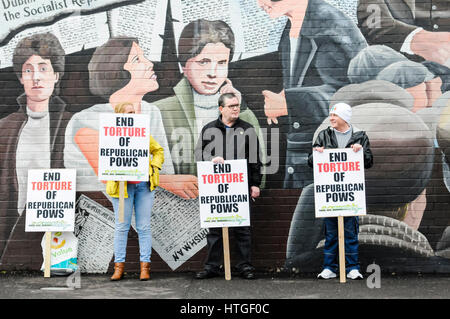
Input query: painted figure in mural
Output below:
<box><xmin>194</xmin><ymin>93</ymin><xmax>262</xmax><ymax>279</ymax></box>
<box><xmin>286</xmin><ymin>43</ymin><xmax>450</xmax><ymax>267</ymax></box>
<box><xmin>312</xmin><ymin>103</ymin><xmax>373</xmax><ymax>280</ymax></box>
<box><xmin>437</xmin><ymin>101</ymin><xmax>450</xmax><ymax>257</ymax></box>
<box><xmin>330</xmin><ymin>80</ymin><xmax>431</xmax><ymax>231</ymax></box>
<box><xmin>286</xmin><ymin>101</ymin><xmax>439</xmax><ymax>269</ymax></box>
<box><xmin>347</xmin><ymin>45</ymin><xmax>449</xmax><ymax>122</ymax></box>
<box><xmin>257</xmin><ymin>0</ymin><xmax>368</xmax><ymax>188</ymax></box>
<box><xmin>357</xmin><ymin>0</ymin><xmax>450</xmax><ymax>119</ymax></box>
<box><xmin>358</xmin><ymin>0</ymin><xmax>450</xmax><ymax>68</ymax></box>
<box><xmin>107</xmin><ymin>102</ymin><xmax>164</xmax><ymax>281</ymax></box>
<box><xmin>63</xmin><ymin>37</ymin><xmax>176</xmax><ymax>194</ymax></box>
<box><xmin>0</xmin><ymin>32</ymin><xmax>71</xmax><ymax>264</ymax></box>
<box><xmin>154</xmin><ymin>19</ymin><xmax>266</xmax><ymax>199</ymax></box>
<box><xmin>348</xmin><ymin>44</ymin><xmax>450</xmax><ymax>256</ymax></box>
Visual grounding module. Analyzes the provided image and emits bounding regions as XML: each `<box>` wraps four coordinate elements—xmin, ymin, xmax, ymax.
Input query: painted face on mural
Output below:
<box><xmin>123</xmin><ymin>42</ymin><xmax>159</xmax><ymax>93</ymax></box>
<box><xmin>183</xmin><ymin>42</ymin><xmax>230</xmax><ymax>95</ymax></box>
<box><xmin>257</xmin><ymin>0</ymin><xmax>297</xmax><ymax>19</ymax></box>
<box><xmin>20</xmin><ymin>55</ymin><xmax>59</xmax><ymax>104</ymax></box>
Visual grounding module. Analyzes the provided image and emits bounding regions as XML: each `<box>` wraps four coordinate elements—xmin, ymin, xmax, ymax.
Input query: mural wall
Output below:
<box><xmin>0</xmin><ymin>0</ymin><xmax>449</xmax><ymax>273</ymax></box>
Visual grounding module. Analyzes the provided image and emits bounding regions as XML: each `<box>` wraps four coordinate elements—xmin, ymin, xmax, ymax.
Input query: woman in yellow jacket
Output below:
<box><xmin>107</xmin><ymin>102</ymin><xmax>164</xmax><ymax>281</ymax></box>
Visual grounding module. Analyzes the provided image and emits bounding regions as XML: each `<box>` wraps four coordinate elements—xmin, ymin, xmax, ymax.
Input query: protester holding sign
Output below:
<box><xmin>107</xmin><ymin>102</ymin><xmax>164</xmax><ymax>281</ymax></box>
<box><xmin>310</xmin><ymin>103</ymin><xmax>373</xmax><ymax>280</ymax></box>
<box><xmin>194</xmin><ymin>93</ymin><xmax>263</xmax><ymax>279</ymax></box>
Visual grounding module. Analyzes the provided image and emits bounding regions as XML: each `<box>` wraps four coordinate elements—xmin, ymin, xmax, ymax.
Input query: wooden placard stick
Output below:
<box><xmin>44</xmin><ymin>231</ymin><xmax>52</xmax><ymax>278</ymax></box>
<box><xmin>119</xmin><ymin>181</ymin><xmax>125</xmax><ymax>223</ymax></box>
<box><xmin>338</xmin><ymin>216</ymin><xmax>346</xmax><ymax>283</ymax></box>
<box><xmin>222</xmin><ymin>227</ymin><xmax>231</xmax><ymax>280</ymax></box>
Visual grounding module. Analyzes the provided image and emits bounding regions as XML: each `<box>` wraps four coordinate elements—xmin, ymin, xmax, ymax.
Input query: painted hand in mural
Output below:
<box><xmin>220</xmin><ymin>78</ymin><xmax>242</xmax><ymax>105</ymax></box>
<box><xmin>262</xmin><ymin>89</ymin><xmax>288</xmax><ymax>125</ymax></box>
<box><xmin>158</xmin><ymin>174</ymin><xmax>199</xmax><ymax>199</ymax></box>
<box><xmin>406</xmin><ymin>77</ymin><xmax>443</xmax><ymax>113</ymax></box>
<box><xmin>411</xmin><ymin>30</ymin><xmax>450</xmax><ymax>67</ymax></box>
<box><xmin>426</xmin><ymin>76</ymin><xmax>444</xmax><ymax>107</ymax></box>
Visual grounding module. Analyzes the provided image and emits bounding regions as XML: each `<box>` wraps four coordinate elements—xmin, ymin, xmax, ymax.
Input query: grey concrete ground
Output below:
<box><xmin>0</xmin><ymin>271</ymin><xmax>449</xmax><ymax>299</ymax></box>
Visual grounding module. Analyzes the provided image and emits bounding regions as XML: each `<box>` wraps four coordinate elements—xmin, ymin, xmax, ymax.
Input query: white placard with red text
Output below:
<box><xmin>197</xmin><ymin>159</ymin><xmax>250</xmax><ymax>228</ymax></box>
<box><xmin>98</xmin><ymin>113</ymin><xmax>150</xmax><ymax>181</ymax></box>
<box><xmin>313</xmin><ymin>148</ymin><xmax>367</xmax><ymax>218</ymax></box>
<box><xmin>25</xmin><ymin>169</ymin><xmax>76</xmax><ymax>232</ymax></box>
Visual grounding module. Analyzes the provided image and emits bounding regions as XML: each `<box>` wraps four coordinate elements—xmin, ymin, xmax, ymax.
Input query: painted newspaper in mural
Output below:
<box><xmin>0</xmin><ymin>0</ymin><xmax>448</xmax><ymax>272</ymax></box>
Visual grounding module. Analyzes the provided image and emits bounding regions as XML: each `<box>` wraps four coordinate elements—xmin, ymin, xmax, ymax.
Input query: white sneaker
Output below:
<box><xmin>317</xmin><ymin>269</ymin><xmax>337</xmax><ymax>279</ymax></box>
<box><xmin>347</xmin><ymin>269</ymin><xmax>363</xmax><ymax>280</ymax></box>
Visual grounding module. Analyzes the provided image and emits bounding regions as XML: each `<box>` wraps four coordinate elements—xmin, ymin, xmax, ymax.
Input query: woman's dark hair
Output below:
<box><xmin>88</xmin><ymin>37</ymin><xmax>139</xmax><ymax>99</ymax></box>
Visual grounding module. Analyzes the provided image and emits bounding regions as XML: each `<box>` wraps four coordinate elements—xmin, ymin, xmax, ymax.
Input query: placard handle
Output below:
<box><xmin>222</xmin><ymin>227</ymin><xmax>231</xmax><ymax>281</ymax></box>
<box><xmin>119</xmin><ymin>181</ymin><xmax>125</xmax><ymax>223</ymax></box>
<box><xmin>338</xmin><ymin>216</ymin><xmax>346</xmax><ymax>283</ymax></box>
<box><xmin>44</xmin><ymin>231</ymin><xmax>52</xmax><ymax>278</ymax></box>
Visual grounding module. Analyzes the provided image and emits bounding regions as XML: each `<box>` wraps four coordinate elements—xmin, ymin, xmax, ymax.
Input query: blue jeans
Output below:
<box><xmin>111</xmin><ymin>182</ymin><xmax>154</xmax><ymax>263</ymax></box>
<box><xmin>323</xmin><ymin>216</ymin><xmax>360</xmax><ymax>273</ymax></box>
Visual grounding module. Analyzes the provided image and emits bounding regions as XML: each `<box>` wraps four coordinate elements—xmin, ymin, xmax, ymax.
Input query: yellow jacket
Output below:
<box><xmin>106</xmin><ymin>135</ymin><xmax>164</xmax><ymax>197</ymax></box>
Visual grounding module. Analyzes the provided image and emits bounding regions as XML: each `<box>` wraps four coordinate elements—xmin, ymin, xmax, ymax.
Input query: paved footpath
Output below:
<box><xmin>0</xmin><ymin>272</ymin><xmax>449</xmax><ymax>299</ymax></box>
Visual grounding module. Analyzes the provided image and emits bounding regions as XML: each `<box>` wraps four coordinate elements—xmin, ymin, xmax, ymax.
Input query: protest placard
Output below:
<box><xmin>25</xmin><ymin>168</ymin><xmax>76</xmax><ymax>278</ymax></box>
<box><xmin>98</xmin><ymin>113</ymin><xmax>150</xmax><ymax>182</ymax></box>
<box><xmin>313</xmin><ymin>148</ymin><xmax>367</xmax><ymax>283</ymax></box>
<box><xmin>313</xmin><ymin>148</ymin><xmax>367</xmax><ymax>218</ymax></box>
<box><xmin>197</xmin><ymin>159</ymin><xmax>250</xmax><ymax>280</ymax></box>
<box><xmin>98</xmin><ymin>113</ymin><xmax>150</xmax><ymax>222</ymax></box>
<box><xmin>197</xmin><ymin>159</ymin><xmax>250</xmax><ymax>228</ymax></box>
<box><xmin>26</xmin><ymin>169</ymin><xmax>76</xmax><ymax>232</ymax></box>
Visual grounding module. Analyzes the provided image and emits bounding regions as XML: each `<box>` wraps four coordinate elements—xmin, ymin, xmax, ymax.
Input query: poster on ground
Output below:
<box><xmin>197</xmin><ymin>159</ymin><xmax>250</xmax><ymax>228</ymax></box>
<box><xmin>25</xmin><ymin>169</ymin><xmax>76</xmax><ymax>232</ymax></box>
<box><xmin>98</xmin><ymin>113</ymin><xmax>150</xmax><ymax>181</ymax></box>
<box><xmin>313</xmin><ymin>148</ymin><xmax>367</xmax><ymax>218</ymax></box>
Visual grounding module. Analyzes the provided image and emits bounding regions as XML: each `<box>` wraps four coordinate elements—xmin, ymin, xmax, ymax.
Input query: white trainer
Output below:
<box><xmin>317</xmin><ymin>269</ymin><xmax>337</xmax><ymax>279</ymax></box>
<box><xmin>347</xmin><ymin>269</ymin><xmax>364</xmax><ymax>280</ymax></box>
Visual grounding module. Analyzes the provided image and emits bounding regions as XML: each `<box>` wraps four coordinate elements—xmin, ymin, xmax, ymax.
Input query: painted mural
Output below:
<box><xmin>0</xmin><ymin>0</ymin><xmax>449</xmax><ymax>273</ymax></box>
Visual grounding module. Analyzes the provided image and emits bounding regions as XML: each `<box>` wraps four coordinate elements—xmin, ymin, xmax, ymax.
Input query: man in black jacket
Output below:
<box><xmin>194</xmin><ymin>93</ymin><xmax>263</xmax><ymax>279</ymax></box>
<box><xmin>309</xmin><ymin>104</ymin><xmax>373</xmax><ymax>169</ymax></box>
<box><xmin>286</xmin><ymin>102</ymin><xmax>373</xmax><ymax>279</ymax></box>
<box><xmin>315</xmin><ymin>103</ymin><xmax>373</xmax><ymax>279</ymax></box>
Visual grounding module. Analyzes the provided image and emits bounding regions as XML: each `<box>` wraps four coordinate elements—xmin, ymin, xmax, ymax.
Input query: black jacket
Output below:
<box><xmin>308</xmin><ymin>126</ymin><xmax>374</xmax><ymax>169</ymax></box>
<box><xmin>195</xmin><ymin>116</ymin><xmax>263</xmax><ymax>188</ymax></box>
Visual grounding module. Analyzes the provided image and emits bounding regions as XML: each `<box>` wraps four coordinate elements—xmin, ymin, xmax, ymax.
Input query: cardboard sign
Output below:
<box><xmin>197</xmin><ymin>159</ymin><xmax>250</xmax><ymax>228</ymax></box>
<box><xmin>98</xmin><ymin>113</ymin><xmax>150</xmax><ymax>181</ymax></box>
<box><xmin>313</xmin><ymin>148</ymin><xmax>367</xmax><ymax>218</ymax></box>
<box><xmin>26</xmin><ymin>169</ymin><xmax>76</xmax><ymax>232</ymax></box>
